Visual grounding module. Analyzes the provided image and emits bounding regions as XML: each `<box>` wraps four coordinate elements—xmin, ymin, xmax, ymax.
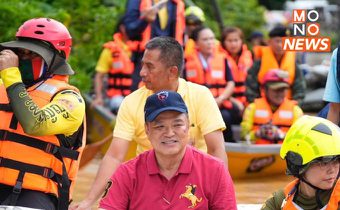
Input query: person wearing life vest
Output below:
<box><xmin>92</xmin><ymin>18</ymin><xmax>137</xmax><ymax>114</ymax></box>
<box><xmin>245</xmin><ymin>25</ymin><xmax>306</xmax><ymax>104</ymax></box>
<box><xmin>247</xmin><ymin>31</ymin><xmax>267</xmax><ymax>60</ymax></box>
<box><xmin>241</xmin><ymin>69</ymin><xmax>303</xmax><ymax>144</ymax></box>
<box><xmin>0</xmin><ymin>18</ymin><xmax>86</xmax><ymax>210</ymax></box>
<box><xmin>183</xmin><ymin>5</ymin><xmax>205</xmax><ymax>57</ymax></box>
<box><xmin>183</xmin><ymin>26</ymin><xmax>236</xmax><ymax>142</ymax></box>
<box><xmin>123</xmin><ymin>0</ymin><xmax>185</xmax><ymax>91</ymax></box>
<box><xmin>262</xmin><ymin>116</ymin><xmax>340</xmax><ymax>209</ymax></box>
<box><xmin>220</xmin><ymin>27</ymin><xmax>254</xmax><ymax>112</ymax></box>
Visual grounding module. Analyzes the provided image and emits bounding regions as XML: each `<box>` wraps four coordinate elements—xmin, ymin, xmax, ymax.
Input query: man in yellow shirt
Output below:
<box><xmin>0</xmin><ymin>18</ymin><xmax>85</xmax><ymax>209</ymax></box>
<box><xmin>72</xmin><ymin>36</ymin><xmax>227</xmax><ymax>209</ymax></box>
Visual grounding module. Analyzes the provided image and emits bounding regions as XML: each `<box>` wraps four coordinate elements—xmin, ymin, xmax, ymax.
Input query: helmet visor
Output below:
<box><xmin>0</xmin><ymin>39</ymin><xmax>74</xmax><ymax>75</ymax></box>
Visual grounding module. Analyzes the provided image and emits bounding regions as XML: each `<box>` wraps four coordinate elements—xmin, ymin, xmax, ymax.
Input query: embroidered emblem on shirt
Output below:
<box><xmin>179</xmin><ymin>184</ymin><xmax>202</xmax><ymax>208</ymax></box>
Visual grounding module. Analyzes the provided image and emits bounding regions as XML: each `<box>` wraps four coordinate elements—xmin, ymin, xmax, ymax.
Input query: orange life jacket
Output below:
<box><xmin>252</xmin><ymin>45</ymin><xmax>263</xmax><ymax>60</ymax></box>
<box><xmin>257</xmin><ymin>46</ymin><xmax>296</xmax><ymax>99</ymax></box>
<box><xmin>253</xmin><ymin>98</ymin><xmax>296</xmax><ymax>144</ymax></box>
<box><xmin>184</xmin><ymin>38</ymin><xmax>196</xmax><ymax>58</ymax></box>
<box><xmin>222</xmin><ymin>44</ymin><xmax>253</xmax><ymax>106</ymax></box>
<box><xmin>138</xmin><ymin>0</ymin><xmax>185</xmax><ymax>51</ymax></box>
<box><xmin>185</xmin><ymin>51</ymin><xmax>232</xmax><ymax>109</ymax></box>
<box><xmin>0</xmin><ymin>75</ymin><xmax>85</xmax><ymax>209</ymax></box>
<box><xmin>104</xmin><ymin>33</ymin><xmax>135</xmax><ymax>97</ymax></box>
<box><xmin>282</xmin><ymin>179</ymin><xmax>340</xmax><ymax>210</ymax></box>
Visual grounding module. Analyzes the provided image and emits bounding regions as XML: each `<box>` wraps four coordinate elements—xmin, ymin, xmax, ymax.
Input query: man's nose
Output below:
<box><xmin>164</xmin><ymin>127</ymin><xmax>175</xmax><ymax>136</ymax></box>
<box><xmin>140</xmin><ymin>67</ymin><xmax>146</xmax><ymax>77</ymax></box>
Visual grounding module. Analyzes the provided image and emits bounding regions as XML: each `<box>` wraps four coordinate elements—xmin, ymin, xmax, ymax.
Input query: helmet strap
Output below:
<box><xmin>45</xmin><ymin>50</ymin><xmax>57</xmax><ymax>77</ymax></box>
<box><xmin>299</xmin><ymin>176</ymin><xmax>325</xmax><ymax>208</ymax></box>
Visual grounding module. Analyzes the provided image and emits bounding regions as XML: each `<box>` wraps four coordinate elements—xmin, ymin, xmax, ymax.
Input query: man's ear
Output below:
<box><xmin>169</xmin><ymin>66</ymin><xmax>179</xmax><ymax>79</ymax></box>
<box><xmin>145</xmin><ymin>123</ymin><xmax>150</xmax><ymax>135</ymax></box>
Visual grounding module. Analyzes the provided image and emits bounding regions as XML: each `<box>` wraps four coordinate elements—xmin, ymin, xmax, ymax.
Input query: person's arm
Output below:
<box><xmin>204</xmin><ymin>130</ymin><xmax>228</xmax><ymax>166</ymax></box>
<box><xmin>240</xmin><ymin>103</ymin><xmax>256</xmax><ymax>142</ymax></box>
<box><xmin>93</xmin><ymin>72</ymin><xmax>106</xmax><ymax>106</ymax></box>
<box><xmin>210</xmin><ymin>164</ymin><xmax>237</xmax><ymax>210</ymax></box>
<box><xmin>291</xmin><ymin>64</ymin><xmax>306</xmax><ymax>104</ymax></box>
<box><xmin>261</xmin><ymin>189</ymin><xmax>285</xmax><ymax>210</ymax></box>
<box><xmin>92</xmin><ymin>48</ymin><xmax>112</xmax><ymax>106</ymax></box>
<box><xmin>124</xmin><ymin>0</ymin><xmax>155</xmax><ymax>40</ymax></box>
<box><xmin>216</xmin><ymin>59</ymin><xmax>235</xmax><ymax>106</ymax></box>
<box><xmin>1</xmin><ymin>67</ymin><xmax>84</xmax><ymax>136</ymax></box>
<box><xmin>245</xmin><ymin>60</ymin><xmax>261</xmax><ymax>103</ymax></box>
<box><xmin>195</xmin><ymin>86</ymin><xmax>228</xmax><ymax>165</ymax></box>
<box><xmin>70</xmin><ymin>137</ymin><xmax>130</xmax><ymax>210</ymax></box>
<box><xmin>323</xmin><ymin>48</ymin><xmax>340</xmax><ymax>124</ymax></box>
<box><xmin>327</xmin><ymin>103</ymin><xmax>340</xmax><ymax>125</ymax></box>
<box><xmin>215</xmin><ymin>81</ymin><xmax>235</xmax><ymax>106</ymax></box>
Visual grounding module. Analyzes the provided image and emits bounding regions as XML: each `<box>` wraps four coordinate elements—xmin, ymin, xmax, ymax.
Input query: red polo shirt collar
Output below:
<box><xmin>146</xmin><ymin>146</ymin><xmax>193</xmax><ymax>175</ymax></box>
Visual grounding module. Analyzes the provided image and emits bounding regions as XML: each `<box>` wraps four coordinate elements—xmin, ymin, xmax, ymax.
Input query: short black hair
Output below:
<box><xmin>145</xmin><ymin>36</ymin><xmax>184</xmax><ymax>75</ymax></box>
<box><xmin>269</xmin><ymin>25</ymin><xmax>290</xmax><ymax>38</ymax></box>
<box><xmin>191</xmin><ymin>25</ymin><xmax>208</xmax><ymax>41</ymax></box>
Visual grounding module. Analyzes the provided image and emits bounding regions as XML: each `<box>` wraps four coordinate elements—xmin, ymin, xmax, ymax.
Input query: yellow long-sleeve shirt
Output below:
<box><xmin>1</xmin><ymin>67</ymin><xmax>85</xmax><ymax>137</ymax></box>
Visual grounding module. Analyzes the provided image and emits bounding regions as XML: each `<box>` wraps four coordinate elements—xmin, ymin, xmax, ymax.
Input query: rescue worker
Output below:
<box><xmin>0</xmin><ymin>18</ymin><xmax>86</xmax><ymax>210</ymax></box>
<box><xmin>124</xmin><ymin>0</ymin><xmax>185</xmax><ymax>91</ymax></box>
<box><xmin>241</xmin><ymin>69</ymin><xmax>303</xmax><ymax>144</ymax></box>
<box><xmin>183</xmin><ymin>26</ymin><xmax>236</xmax><ymax>142</ymax></box>
<box><xmin>220</xmin><ymin>26</ymin><xmax>253</xmax><ymax>112</ymax></box>
<box><xmin>245</xmin><ymin>25</ymin><xmax>306</xmax><ymax>104</ymax></box>
<box><xmin>184</xmin><ymin>5</ymin><xmax>206</xmax><ymax>57</ymax></box>
<box><xmin>92</xmin><ymin>18</ymin><xmax>137</xmax><ymax>113</ymax></box>
<box><xmin>262</xmin><ymin>115</ymin><xmax>340</xmax><ymax>209</ymax></box>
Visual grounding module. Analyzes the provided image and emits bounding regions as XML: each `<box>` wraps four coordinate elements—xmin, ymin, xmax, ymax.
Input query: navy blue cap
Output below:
<box><xmin>144</xmin><ymin>91</ymin><xmax>188</xmax><ymax>122</ymax></box>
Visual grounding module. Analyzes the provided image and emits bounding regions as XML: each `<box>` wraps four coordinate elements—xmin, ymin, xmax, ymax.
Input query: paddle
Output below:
<box><xmin>79</xmin><ymin>134</ymin><xmax>113</xmax><ymax>169</ymax></box>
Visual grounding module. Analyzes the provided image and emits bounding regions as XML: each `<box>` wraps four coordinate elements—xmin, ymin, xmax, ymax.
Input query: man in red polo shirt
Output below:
<box><xmin>99</xmin><ymin>91</ymin><xmax>236</xmax><ymax>210</ymax></box>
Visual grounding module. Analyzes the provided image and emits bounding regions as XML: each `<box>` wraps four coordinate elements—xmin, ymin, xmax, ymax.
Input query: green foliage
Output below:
<box><xmin>0</xmin><ymin>0</ymin><xmax>127</xmax><ymax>92</ymax></box>
<box><xmin>0</xmin><ymin>0</ymin><xmax>266</xmax><ymax>92</ymax></box>
<box><xmin>192</xmin><ymin>0</ymin><xmax>266</xmax><ymax>39</ymax></box>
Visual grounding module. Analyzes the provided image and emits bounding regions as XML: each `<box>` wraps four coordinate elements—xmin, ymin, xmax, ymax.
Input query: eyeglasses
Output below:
<box><xmin>15</xmin><ymin>49</ymin><xmax>40</xmax><ymax>59</ymax></box>
<box><xmin>310</xmin><ymin>158</ymin><xmax>340</xmax><ymax>170</ymax></box>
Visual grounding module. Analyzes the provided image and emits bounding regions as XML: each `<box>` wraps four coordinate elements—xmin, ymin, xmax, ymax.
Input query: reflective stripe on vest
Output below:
<box><xmin>104</xmin><ymin>33</ymin><xmax>134</xmax><ymax>97</ymax></box>
<box><xmin>253</xmin><ymin>98</ymin><xmax>296</xmax><ymax>144</ymax></box>
<box><xmin>223</xmin><ymin>44</ymin><xmax>253</xmax><ymax>105</ymax></box>
<box><xmin>185</xmin><ymin>51</ymin><xmax>232</xmax><ymax>109</ymax></box>
<box><xmin>0</xmin><ymin>76</ymin><xmax>85</xmax><ymax>209</ymax></box>
<box><xmin>282</xmin><ymin>179</ymin><xmax>340</xmax><ymax>210</ymax></box>
<box><xmin>257</xmin><ymin>46</ymin><xmax>296</xmax><ymax>99</ymax></box>
<box><xmin>138</xmin><ymin>0</ymin><xmax>185</xmax><ymax>51</ymax></box>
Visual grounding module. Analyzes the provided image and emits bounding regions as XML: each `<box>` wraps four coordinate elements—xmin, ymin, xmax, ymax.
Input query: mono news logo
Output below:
<box><xmin>282</xmin><ymin>9</ymin><xmax>331</xmax><ymax>52</ymax></box>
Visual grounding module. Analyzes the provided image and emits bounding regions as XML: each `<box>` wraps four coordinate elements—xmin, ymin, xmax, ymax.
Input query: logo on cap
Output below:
<box><xmin>157</xmin><ymin>91</ymin><xmax>169</xmax><ymax>101</ymax></box>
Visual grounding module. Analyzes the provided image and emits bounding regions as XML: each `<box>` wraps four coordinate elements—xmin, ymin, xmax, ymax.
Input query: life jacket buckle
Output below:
<box><xmin>43</xmin><ymin>168</ymin><xmax>55</xmax><ymax>178</ymax></box>
<box><xmin>46</xmin><ymin>143</ymin><xmax>58</xmax><ymax>154</ymax></box>
<box><xmin>13</xmin><ymin>180</ymin><xmax>23</xmax><ymax>194</ymax></box>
